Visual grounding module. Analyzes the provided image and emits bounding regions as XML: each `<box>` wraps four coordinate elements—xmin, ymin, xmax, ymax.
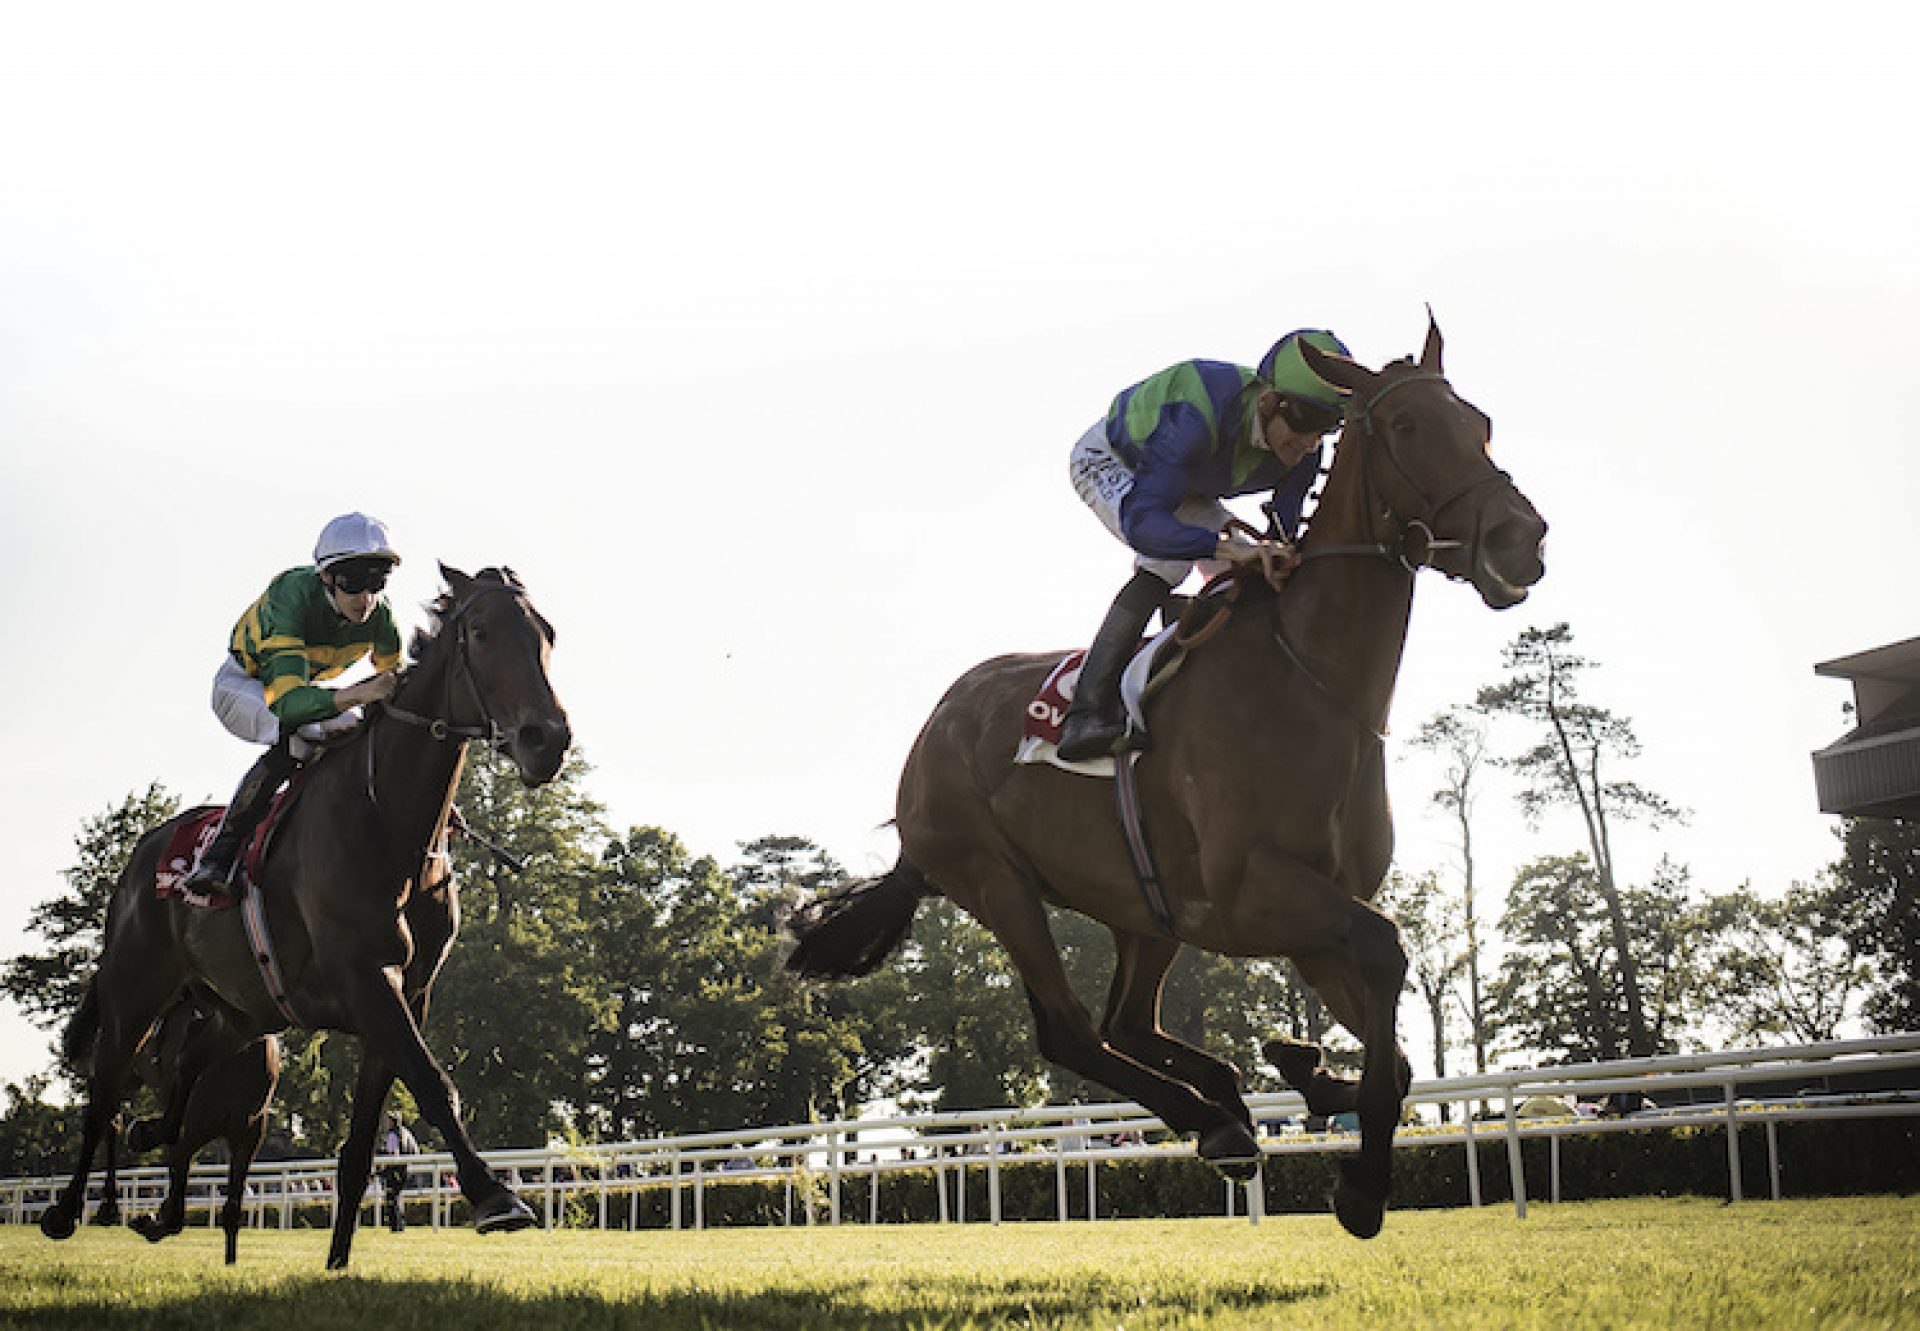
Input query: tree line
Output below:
<box><xmin>2</xmin><ymin>622</ymin><xmax>1914</xmax><ymax>1174</ymax></box>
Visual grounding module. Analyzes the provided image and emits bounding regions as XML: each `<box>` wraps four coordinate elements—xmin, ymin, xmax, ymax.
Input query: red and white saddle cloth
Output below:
<box><xmin>154</xmin><ymin>774</ymin><xmax>309</xmax><ymax>908</ymax></box>
<box><xmin>1014</xmin><ymin>628</ymin><xmax>1177</xmax><ymax>777</ymax></box>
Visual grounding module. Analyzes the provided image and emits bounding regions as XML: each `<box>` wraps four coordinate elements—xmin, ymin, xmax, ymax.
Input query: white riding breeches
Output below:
<box><xmin>211</xmin><ymin>657</ymin><xmax>365</xmax><ymax>750</ymax></box>
<box><xmin>1069</xmin><ymin>418</ymin><xmax>1232</xmax><ymax>589</ymax></box>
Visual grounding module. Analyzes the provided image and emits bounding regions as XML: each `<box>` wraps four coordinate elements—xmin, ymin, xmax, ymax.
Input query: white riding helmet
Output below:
<box><xmin>313</xmin><ymin>512</ymin><xmax>401</xmax><ymax>571</ymax></box>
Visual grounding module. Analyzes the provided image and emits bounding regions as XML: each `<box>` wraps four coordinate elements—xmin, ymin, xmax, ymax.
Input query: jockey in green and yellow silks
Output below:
<box><xmin>184</xmin><ymin>512</ymin><xmax>405</xmax><ymax>894</ymax></box>
<box><xmin>1057</xmin><ymin>329</ymin><xmax>1351</xmax><ymax>762</ymax></box>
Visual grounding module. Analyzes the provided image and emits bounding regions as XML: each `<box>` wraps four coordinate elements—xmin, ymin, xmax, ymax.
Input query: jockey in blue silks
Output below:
<box><xmin>1057</xmin><ymin>329</ymin><xmax>1351</xmax><ymax>762</ymax></box>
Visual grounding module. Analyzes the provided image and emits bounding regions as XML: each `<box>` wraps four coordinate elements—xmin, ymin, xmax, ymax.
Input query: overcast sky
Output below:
<box><xmin>2</xmin><ymin>3</ymin><xmax>1915</xmax><ymax>1089</ymax></box>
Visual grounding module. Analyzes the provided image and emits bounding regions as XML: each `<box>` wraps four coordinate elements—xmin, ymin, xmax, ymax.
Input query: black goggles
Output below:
<box><xmin>328</xmin><ymin>563</ymin><xmax>392</xmax><ymax>595</ymax></box>
<box><xmin>1279</xmin><ymin>399</ymin><xmax>1345</xmax><ymax>438</ymax></box>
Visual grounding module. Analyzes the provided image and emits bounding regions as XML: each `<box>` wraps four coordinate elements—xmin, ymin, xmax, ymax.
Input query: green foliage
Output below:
<box><xmin>1827</xmin><ymin>817</ymin><xmax>1920</xmax><ymax>1031</ymax></box>
<box><xmin>1477</xmin><ymin>624</ymin><xmax>1683</xmax><ymax>1059</ymax></box>
<box><xmin>2</xmin><ymin>782</ymin><xmax>182</xmax><ymax>1074</ymax></box>
<box><xmin>1377</xmin><ymin>869</ymin><xmax>1465</xmax><ymax>1079</ymax></box>
<box><xmin>0</xmin><ymin>1075</ymin><xmax>78</xmax><ymax>1177</ymax></box>
<box><xmin>430</xmin><ymin>748</ymin><xmax>611</xmax><ymax>1148</ymax></box>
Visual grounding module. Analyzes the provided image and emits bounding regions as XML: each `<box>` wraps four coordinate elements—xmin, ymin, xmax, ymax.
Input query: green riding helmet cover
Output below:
<box><xmin>1258</xmin><ymin>329</ymin><xmax>1351</xmax><ymax>411</ymax></box>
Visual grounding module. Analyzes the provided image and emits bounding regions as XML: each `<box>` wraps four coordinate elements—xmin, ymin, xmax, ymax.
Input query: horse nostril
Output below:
<box><xmin>518</xmin><ymin>725</ymin><xmax>548</xmax><ymax>753</ymax></box>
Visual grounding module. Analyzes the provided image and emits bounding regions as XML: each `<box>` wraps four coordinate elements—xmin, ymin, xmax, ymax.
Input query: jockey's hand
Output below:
<box><xmin>336</xmin><ymin>671</ymin><xmax>400</xmax><ymax>710</ymax></box>
<box><xmin>1215</xmin><ymin>533</ymin><xmax>1300</xmax><ymax>575</ymax></box>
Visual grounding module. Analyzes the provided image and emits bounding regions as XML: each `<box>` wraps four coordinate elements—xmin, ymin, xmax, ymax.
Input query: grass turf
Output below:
<box><xmin>1</xmin><ymin>1196</ymin><xmax>1916</xmax><ymax>1329</ymax></box>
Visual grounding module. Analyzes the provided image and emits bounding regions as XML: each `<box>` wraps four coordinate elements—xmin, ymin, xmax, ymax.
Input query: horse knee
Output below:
<box><xmin>1353</xmin><ymin>909</ymin><xmax>1407</xmax><ymax>991</ymax></box>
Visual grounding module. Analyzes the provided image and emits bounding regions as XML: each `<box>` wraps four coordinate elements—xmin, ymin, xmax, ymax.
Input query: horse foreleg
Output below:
<box><xmin>129</xmin><ymin>1140</ymin><xmax>191</xmax><ymax>1244</ymax></box>
<box><xmin>1290</xmin><ymin>903</ymin><xmax>1410</xmax><ymax>1239</ymax></box>
<box><xmin>342</xmin><ymin>972</ymin><xmax>534</xmax><ymax>1249</ymax></box>
<box><xmin>127</xmin><ymin>1012</ymin><xmax>247</xmax><ymax>1155</ymax></box>
<box><xmin>89</xmin><ymin>1114</ymin><xmax>123</xmax><ymax>1227</ymax></box>
<box><xmin>1102</xmin><ymin>931</ymin><xmax>1253</xmax><ymax>1131</ymax></box>
<box><xmin>1262</xmin><ymin>1036</ymin><xmax>1365</xmax><ymax>1116</ymax></box>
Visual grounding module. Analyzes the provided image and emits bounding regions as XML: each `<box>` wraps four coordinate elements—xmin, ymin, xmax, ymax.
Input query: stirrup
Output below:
<box><xmin>1057</xmin><ymin>713</ymin><xmax>1127</xmax><ymax>762</ymax></box>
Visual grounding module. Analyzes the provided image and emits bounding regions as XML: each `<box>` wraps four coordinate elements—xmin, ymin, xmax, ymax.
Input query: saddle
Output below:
<box><xmin>155</xmin><ymin>769</ymin><xmax>313</xmax><ymax>908</ymax></box>
<box><xmin>1015</xmin><ymin>592</ymin><xmax>1231</xmax><ymax>776</ymax></box>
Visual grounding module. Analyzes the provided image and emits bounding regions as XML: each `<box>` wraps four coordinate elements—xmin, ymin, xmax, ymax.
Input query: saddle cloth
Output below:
<box><xmin>154</xmin><ymin>772</ymin><xmax>310</xmax><ymax>908</ymax></box>
<box><xmin>1014</xmin><ymin>628</ymin><xmax>1177</xmax><ymax>777</ymax></box>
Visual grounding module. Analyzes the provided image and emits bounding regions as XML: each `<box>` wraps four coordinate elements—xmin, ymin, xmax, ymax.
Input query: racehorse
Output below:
<box><xmin>42</xmin><ymin>565</ymin><xmax>570</xmax><ymax>1269</ymax></box>
<box><xmin>788</xmin><ymin>322</ymin><xmax>1545</xmax><ymax>1239</ymax></box>
<box><xmin>82</xmin><ymin>994</ymin><xmax>281</xmax><ymax>1265</ymax></box>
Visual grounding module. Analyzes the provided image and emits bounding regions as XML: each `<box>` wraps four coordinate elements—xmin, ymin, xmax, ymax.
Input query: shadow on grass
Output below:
<box><xmin>8</xmin><ymin>1272</ymin><xmax>1338</xmax><ymax>1330</ymax></box>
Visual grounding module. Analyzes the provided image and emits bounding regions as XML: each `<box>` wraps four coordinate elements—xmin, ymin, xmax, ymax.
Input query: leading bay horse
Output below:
<box><xmin>43</xmin><ymin>565</ymin><xmax>570</xmax><ymax>1269</ymax></box>
<box><xmin>789</xmin><ymin>321</ymin><xmax>1546</xmax><ymax>1238</ymax></box>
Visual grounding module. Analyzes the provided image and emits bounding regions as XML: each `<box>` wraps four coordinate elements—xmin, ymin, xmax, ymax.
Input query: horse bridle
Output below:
<box><xmin>1265</xmin><ymin>369</ymin><xmax>1515</xmax><ymax>741</ymax></box>
<box><xmin>380</xmin><ymin>582</ymin><xmax>533</xmax><ymax>754</ymax></box>
<box><xmin>1290</xmin><ymin>370</ymin><xmax>1514</xmax><ymax>576</ymax></box>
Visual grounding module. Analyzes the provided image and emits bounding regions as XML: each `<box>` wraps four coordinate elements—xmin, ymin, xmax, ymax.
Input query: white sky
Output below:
<box><xmin>2</xmin><ymin>3</ymin><xmax>1916</xmax><ymax>1087</ymax></box>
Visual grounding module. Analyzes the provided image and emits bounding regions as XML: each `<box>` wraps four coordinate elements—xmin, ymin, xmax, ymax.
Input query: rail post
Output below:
<box><xmin>987</xmin><ymin>1122</ymin><xmax>1002</xmax><ymax>1226</ymax></box>
<box><xmin>1464</xmin><ymin>1103</ymin><xmax>1483</xmax><ymax>1207</ymax></box>
<box><xmin>1725</xmin><ymin>1080</ymin><xmax>1743</xmax><ymax>1203</ymax></box>
<box><xmin>1504</xmin><ymin>1090</ymin><xmax>1528</xmax><ymax>1219</ymax></box>
<box><xmin>1054</xmin><ymin>1141</ymin><xmax>1068</xmax><ymax>1222</ymax></box>
<box><xmin>670</xmin><ymin>1149</ymin><xmax>682</xmax><ymax>1231</ymax></box>
<box><xmin>1766</xmin><ymin>1119</ymin><xmax>1781</xmax><ymax>1201</ymax></box>
<box><xmin>829</xmin><ymin>1129</ymin><xmax>842</xmax><ymax>1226</ymax></box>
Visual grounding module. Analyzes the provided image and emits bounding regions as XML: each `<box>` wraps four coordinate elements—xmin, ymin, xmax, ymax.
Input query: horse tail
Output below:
<box><xmin>785</xmin><ymin>859</ymin><xmax>934</xmax><ymax>978</ymax></box>
<box><xmin>62</xmin><ymin>978</ymin><xmax>102</xmax><ymax>1066</ymax></box>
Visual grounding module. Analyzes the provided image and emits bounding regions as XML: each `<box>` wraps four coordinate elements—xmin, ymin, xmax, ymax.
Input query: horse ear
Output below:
<box><xmin>1420</xmin><ymin>305</ymin><xmax>1445</xmax><ymax>373</ymax></box>
<box><xmin>1297</xmin><ymin>337</ymin><xmax>1373</xmax><ymax>395</ymax></box>
<box><xmin>439</xmin><ymin>562</ymin><xmax>473</xmax><ymax>597</ymax></box>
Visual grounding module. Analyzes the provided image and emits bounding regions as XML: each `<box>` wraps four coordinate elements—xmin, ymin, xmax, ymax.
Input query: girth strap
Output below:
<box><xmin>239</xmin><ymin>881</ymin><xmax>299</xmax><ymax>1026</ymax></box>
<box><xmin>1113</xmin><ymin>751</ymin><xmax>1175</xmax><ymax>934</ymax></box>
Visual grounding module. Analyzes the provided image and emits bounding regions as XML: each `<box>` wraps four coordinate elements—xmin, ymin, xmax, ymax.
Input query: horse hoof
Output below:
<box><xmin>89</xmin><ymin>1203</ymin><xmax>122</xmax><ymax>1227</ymax></box>
<box><xmin>326</xmin><ymin>1249</ymin><xmax>351</xmax><ymax>1272</ymax></box>
<box><xmin>39</xmin><ymin>1208</ymin><xmax>76</xmax><ymax>1241</ymax></box>
<box><xmin>1197</xmin><ymin>1122</ymin><xmax>1262</xmax><ymax>1179</ymax></box>
<box><xmin>1332</xmin><ymin>1161</ymin><xmax>1387</xmax><ymax>1239</ymax></box>
<box><xmin>1263</xmin><ymin>1037</ymin><xmax>1323</xmax><ymax>1089</ymax></box>
<box><xmin>474</xmin><ymin>1190</ymin><xmax>538</xmax><ymax>1234</ymax></box>
<box><xmin>129</xmin><ymin>1215</ymin><xmax>175</xmax><ymax>1244</ymax></box>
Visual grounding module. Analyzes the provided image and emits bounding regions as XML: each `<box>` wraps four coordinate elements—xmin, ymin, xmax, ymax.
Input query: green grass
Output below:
<box><xmin>2</xmin><ymin>1197</ymin><xmax>1917</xmax><ymax>1330</ymax></box>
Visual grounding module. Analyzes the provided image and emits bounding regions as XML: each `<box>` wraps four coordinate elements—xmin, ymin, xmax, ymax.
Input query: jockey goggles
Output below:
<box><xmin>327</xmin><ymin>560</ymin><xmax>392</xmax><ymax>595</ymax></box>
<box><xmin>1279</xmin><ymin>397</ymin><xmax>1345</xmax><ymax>438</ymax></box>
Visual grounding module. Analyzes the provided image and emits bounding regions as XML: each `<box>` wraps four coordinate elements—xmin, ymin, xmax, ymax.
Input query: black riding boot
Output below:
<box><xmin>182</xmin><ymin>738</ymin><xmax>297</xmax><ymax>894</ymax></box>
<box><xmin>1056</xmin><ymin>571</ymin><xmax>1170</xmax><ymax>762</ymax></box>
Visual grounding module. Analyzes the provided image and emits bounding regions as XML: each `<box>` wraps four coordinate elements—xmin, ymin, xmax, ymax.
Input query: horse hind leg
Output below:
<box><xmin>220</xmin><ymin>1117</ymin><xmax>266</xmax><ymax>1266</ymax></box>
<box><xmin>964</xmin><ymin>864</ymin><xmax>1261</xmax><ymax>1178</ymax></box>
<box><xmin>1101</xmin><ymin>931</ymin><xmax>1255</xmax><ymax>1133</ymax></box>
<box><xmin>41</xmin><ymin>995</ymin><xmax>168</xmax><ymax>1239</ymax></box>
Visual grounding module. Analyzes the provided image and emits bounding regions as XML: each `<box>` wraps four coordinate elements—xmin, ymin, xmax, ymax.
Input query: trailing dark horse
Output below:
<box><xmin>82</xmin><ymin>992</ymin><xmax>280</xmax><ymax>1265</ymax></box>
<box><xmin>788</xmin><ymin>321</ymin><xmax>1545</xmax><ymax>1239</ymax></box>
<box><xmin>43</xmin><ymin>565</ymin><xmax>570</xmax><ymax>1269</ymax></box>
